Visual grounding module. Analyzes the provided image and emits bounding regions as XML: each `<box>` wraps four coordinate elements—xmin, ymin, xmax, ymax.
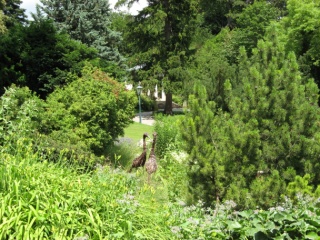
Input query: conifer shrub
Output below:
<box><xmin>181</xmin><ymin>24</ymin><xmax>320</xmax><ymax>209</ymax></box>
<box><xmin>286</xmin><ymin>174</ymin><xmax>320</xmax><ymax>201</ymax></box>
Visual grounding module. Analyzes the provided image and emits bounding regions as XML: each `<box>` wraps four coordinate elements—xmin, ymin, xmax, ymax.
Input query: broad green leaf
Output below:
<box><xmin>305</xmin><ymin>232</ymin><xmax>320</xmax><ymax>240</ymax></box>
<box><xmin>227</xmin><ymin>220</ymin><xmax>242</xmax><ymax>229</ymax></box>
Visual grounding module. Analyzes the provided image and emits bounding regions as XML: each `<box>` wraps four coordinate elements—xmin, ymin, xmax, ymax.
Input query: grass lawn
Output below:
<box><xmin>124</xmin><ymin>122</ymin><xmax>154</xmax><ymax>142</ymax></box>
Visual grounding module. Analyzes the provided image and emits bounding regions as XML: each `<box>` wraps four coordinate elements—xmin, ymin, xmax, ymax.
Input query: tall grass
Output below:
<box><xmin>153</xmin><ymin>114</ymin><xmax>184</xmax><ymax>159</ymax></box>
<box><xmin>0</xmin><ymin>140</ymin><xmax>174</xmax><ymax>239</ymax></box>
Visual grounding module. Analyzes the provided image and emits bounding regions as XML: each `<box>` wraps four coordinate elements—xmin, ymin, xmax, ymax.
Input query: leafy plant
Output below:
<box><xmin>0</xmin><ymin>85</ymin><xmax>42</xmax><ymax>152</ymax></box>
<box><xmin>38</xmin><ymin>65</ymin><xmax>137</xmax><ymax>161</ymax></box>
<box><xmin>154</xmin><ymin>114</ymin><xmax>184</xmax><ymax>159</ymax></box>
<box><xmin>139</xmin><ymin>94</ymin><xmax>155</xmax><ymax>112</ymax></box>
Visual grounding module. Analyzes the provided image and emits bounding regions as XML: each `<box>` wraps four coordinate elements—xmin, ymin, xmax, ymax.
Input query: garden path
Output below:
<box><xmin>133</xmin><ymin>112</ymin><xmax>155</xmax><ymax>126</ymax></box>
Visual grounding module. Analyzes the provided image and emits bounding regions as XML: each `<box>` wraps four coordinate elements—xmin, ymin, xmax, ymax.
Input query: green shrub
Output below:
<box><xmin>139</xmin><ymin>94</ymin><xmax>155</xmax><ymax>111</ymax></box>
<box><xmin>1</xmin><ymin>134</ymin><xmax>320</xmax><ymax>239</ymax></box>
<box><xmin>181</xmin><ymin>26</ymin><xmax>320</xmax><ymax>209</ymax></box>
<box><xmin>172</xmin><ymin>94</ymin><xmax>184</xmax><ymax>106</ymax></box>
<box><xmin>158</xmin><ymin>150</ymin><xmax>189</xmax><ymax>202</ymax></box>
<box><xmin>286</xmin><ymin>174</ymin><xmax>320</xmax><ymax>200</ymax></box>
<box><xmin>39</xmin><ymin>65</ymin><xmax>137</xmax><ymax>160</ymax></box>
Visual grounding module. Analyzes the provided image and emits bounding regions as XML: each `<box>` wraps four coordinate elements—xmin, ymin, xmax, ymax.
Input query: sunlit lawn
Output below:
<box><xmin>124</xmin><ymin>122</ymin><xmax>154</xmax><ymax>142</ymax></box>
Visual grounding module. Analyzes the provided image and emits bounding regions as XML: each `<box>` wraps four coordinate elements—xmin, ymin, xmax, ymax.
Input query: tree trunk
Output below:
<box><xmin>164</xmin><ymin>92</ymin><xmax>173</xmax><ymax>115</ymax></box>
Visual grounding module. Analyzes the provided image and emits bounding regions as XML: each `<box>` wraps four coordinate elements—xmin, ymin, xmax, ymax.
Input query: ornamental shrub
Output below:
<box><xmin>38</xmin><ymin>65</ymin><xmax>137</xmax><ymax>162</ymax></box>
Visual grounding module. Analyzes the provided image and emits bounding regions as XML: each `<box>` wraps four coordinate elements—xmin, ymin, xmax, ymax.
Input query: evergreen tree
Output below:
<box><xmin>38</xmin><ymin>0</ymin><xmax>126</xmax><ymax>79</ymax></box>
<box><xmin>0</xmin><ymin>19</ymin><xmax>99</xmax><ymax>97</ymax></box>
<box><xmin>186</xmin><ymin>31</ymin><xmax>236</xmax><ymax>109</ymax></box>
<box><xmin>201</xmin><ymin>0</ymin><xmax>287</xmax><ymax>32</ymax></box>
<box><xmin>182</xmin><ymin>24</ymin><xmax>320</xmax><ymax>209</ymax></box>
<box><xmin>0</xmin><ymin>23</ymin><xmax>25</xmax><ymax>92</ymax></box>
<box><xmin>234</xmin><ymin>1</ymin><xmax>281</xmax><ymax>55</ymax></box>
<box><xmin>118</xmin><ymin>0</ymin><xmax>198</xmax><ymax>114</ymax></box>
<box><xmin>3</xmin><ymin>0</ymin><xmax>27</xmax><ymax>27</ymax></box>
<box><xmin>181</xmin><ymin>82</ymin><xmax>228</xmax><ymax>206</ymax></box>
<box><xmin>21</xmin><ymin>20</ymin><xmax>99</xmax><ymax>97</ymax></box>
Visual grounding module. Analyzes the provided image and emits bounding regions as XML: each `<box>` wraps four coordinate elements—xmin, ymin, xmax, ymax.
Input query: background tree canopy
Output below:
<box><xmin>37</xmin><ymin>0</ymin><xmax>127</xmax><ymax>80</ymax></box>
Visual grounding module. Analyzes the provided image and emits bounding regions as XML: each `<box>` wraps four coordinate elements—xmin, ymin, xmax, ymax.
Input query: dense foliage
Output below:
<box><xmin>0</xmin><ymin>20</ymin><xmax>99</xmax><ymax>97</ymax></box>
<box><xmin>1</xmin><ymin>117</ymin><xmax>319</xmax><ymax>239</ymax></box>
<box><xmin>0</xmin><ymin>66</ymin><xmax>136</xmax><ymax>167</ymax></box>
<box><xmin>0</xmin><ymin>0</ymin><xmax>7</xmax><ymax>33</ymax></box>
<box><xmin>153</xmin><ymin>114</ymin><xmax>183</xmax><ymax>159</ymax></box>
<box><xmin>2</xmin><ymin>0</ymin><xmax>26</xmax><ymax>27</ymax></box>
<box><xmin>182</xmin><ymin>25</ymin><xmax>320</xmax><ymax>209</ymax></box>
<box><xmin>37</xmin><ymin>0</ymin><xmax>126</xmax><ymax>80</ymax></box>
<box><xmin>118</xmin><ymin>0</ymin><xmax>199</xmax><ymax>113</ymax></box>
<box><xmin>38</xmin><ymin>66</ymin><xmax>136</xmax><ymax>158</ymax></box>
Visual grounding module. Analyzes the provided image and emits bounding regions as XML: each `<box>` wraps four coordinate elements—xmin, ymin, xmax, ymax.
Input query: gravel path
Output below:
<box><xmin>133</xmin><ymin>113</ymin><xmax>155</xmax><ymax>126</ymax></box>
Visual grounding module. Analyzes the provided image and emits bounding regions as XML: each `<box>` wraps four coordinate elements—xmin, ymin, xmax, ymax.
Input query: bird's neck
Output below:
<box><xmin>143</xmin><ymin>138</ymin><xmax>147</xmax><ymax>150</ymax></box>
<box><xmin>151</xmin><ymin>137</ymin><xmax>157</xmax><ymax>149</ymax></box>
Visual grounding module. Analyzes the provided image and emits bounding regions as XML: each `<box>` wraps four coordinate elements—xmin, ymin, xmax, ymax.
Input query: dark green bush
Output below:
<box><xmin>139</xmin><ymin>94</ymin><xmax>155</xmax><ymax>111</ymax></box>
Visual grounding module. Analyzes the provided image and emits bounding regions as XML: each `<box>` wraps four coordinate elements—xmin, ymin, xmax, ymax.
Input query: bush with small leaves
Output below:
<box><xmin>38</xmin><ymin>65</ymin><xmax>137</xmax><ymax>165</ymax></box>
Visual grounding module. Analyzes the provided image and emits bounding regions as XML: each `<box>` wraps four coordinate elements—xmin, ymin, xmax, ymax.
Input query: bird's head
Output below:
<box><xmin>143</xmin><ymin>133</ymin><xmax>150</xmax><ymax>138</ymax></box>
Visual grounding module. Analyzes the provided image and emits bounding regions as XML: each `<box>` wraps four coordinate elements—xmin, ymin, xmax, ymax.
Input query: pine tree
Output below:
<box><xmin>181</xmin><ymin>82</ymin><xmax>228</xmax><ymax>206</ymax></box>
<box><xmin>227</xmin><ymin>24</ymin><xmax>320</xmax><ymax>178</ymax></box>
<box><xmin>182</xmin><ymin>23</ymin><xmax>320</xmax><ymax>209</ymax></box>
